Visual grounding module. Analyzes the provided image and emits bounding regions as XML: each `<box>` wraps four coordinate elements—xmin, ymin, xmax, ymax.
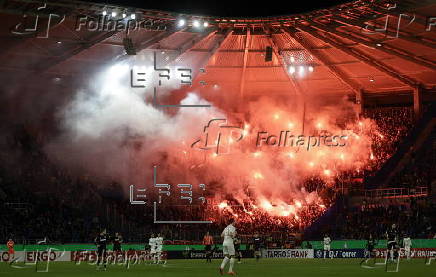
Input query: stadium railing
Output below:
<box><xmin>363</xmin><ymin>186</ymin><xmax>428</xmax><ymax>199</ymax></box>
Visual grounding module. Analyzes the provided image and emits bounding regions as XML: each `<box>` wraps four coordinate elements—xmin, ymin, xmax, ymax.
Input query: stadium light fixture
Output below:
<box><xmin>122</xmin><ymin>13</ymin><xmax>126</xmax><ymax>18</ymax></box>
<box><xmin>298</xmin><ymin>66</ymin><xmax>305</xmax><ymax>76</ymax></box>
<box><xmin>193</xmin><ymin>20</ymin><xmax>200</xmax><ymax>28</ymax></box>
<box><xmin>203</xmin><ymin>21</ymin><xmax>209</xmax><ymax>27</ymax></box>
<box><xmin>289</xmin><ymin>66</ymin><xmax>295</xmax><ymax>74</ymax></box>
<box><xmin>102</xmin><ymin>10</ymin><xmax>107</xmax><ymax>16</ymax></box>
<box><xmin>111</xmin><ymin>11</ymin><xmax>117</xmax><ymax>17</ymax></box>
<box><xmin>178</xmin><ymin>19</ymin><xmax>186</xmax><ymax>27</ymax></box>
<box><xmin>308</xmin><ymin>66</ymin><xmax>314</xmax><ymax>72</ymax></box>
<box><xmin>130</xmin><ymin>13</ymin><xmax>136</xmax><ymax>19</ymax></box>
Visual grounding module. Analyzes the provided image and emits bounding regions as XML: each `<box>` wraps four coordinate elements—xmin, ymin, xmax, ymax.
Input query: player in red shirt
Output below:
<box><xmin>203</xmin><ymin>232</ymin><xmax>214</xmax><ymax>263</ymax></box>
<box><xmin>7</xmin><ymin>239</ymin><xmax>15</xmax><ymax>260</ymax></box>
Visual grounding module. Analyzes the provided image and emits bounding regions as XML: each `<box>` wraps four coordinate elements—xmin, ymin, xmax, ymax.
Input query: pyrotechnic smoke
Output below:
<box><xmin>46</xmin><ymin>51</ymin><xmax>224</xmax><ymax>186</ymax></box>
<box><xmin>45</xmin><ymin>50</ymin><xmax>381</xmax><ymax>224</ymax></box>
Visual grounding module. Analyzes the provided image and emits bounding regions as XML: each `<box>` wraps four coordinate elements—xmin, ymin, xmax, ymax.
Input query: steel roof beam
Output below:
<box><xmin>163</xmin><ymin>27</ymin><xmax>217</xmax><ymax>65</ymax></box>
<box><xmin>35</xmin><ymin>30</ymin><xmax>117</xmax><ymax>72</ymax></box>
<box><xmin>296</xmin><ymin>24</ymin><xmax>418</xmax><ymax>88</ymax></box>
<box><xmin>239</xmin><ymin>27</ymin><xmax>251</xmax><ymax>100</ymax></box>
<box><xmin>269</xmin><ymin>31</ymin><xmax>305</xmax><ymax>97</ymax></box>
<box><xmin>330</xmin><ymin>15</ymin><xmax>436</xmax><ymax>49</ymax></box>
<box><xmin>135</xmin><ymin>27</ymin><xmax>183</xmax><ymax>53</ymax></box>
<box><xmin>307</xmin><ymin>19</ymin><xmax>436</xmax><ymax>70</ymax></box>
<box><xmin>198</xmin><ymin>28</ymin><xmax>232</xmax><ymax>65</ymax></box>
<box><xmin>283</xmin><ymin>27</ymin><xmax>361</xmax><ymax>95</ymax></box>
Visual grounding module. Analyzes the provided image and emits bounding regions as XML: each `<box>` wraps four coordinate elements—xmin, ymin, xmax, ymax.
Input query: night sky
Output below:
<box><xmin>97</xmin><ymin>0</ymin><xmax>352</xmax><ymax>17</ymax></box>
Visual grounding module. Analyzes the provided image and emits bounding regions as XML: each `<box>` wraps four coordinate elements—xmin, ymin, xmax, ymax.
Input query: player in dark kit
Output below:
<box><xmin>234</xmin><ymin>237</ymin><xmax>242</xmax><ymax>263</ymax></box>
<box><xmin>95</xmin><ymin>229</ymin><xmax>110</xmax><ymax>270</ymax></box>
<box><xmin>253</xmin><ymin>233</ymin><xmax>262</xmax><ymax>261</ymax></box>
<box><xmin>113</xmin><ymin>232</ymin><xmax>123</xmax><ymax>254</ymax></box>
<box><xmin>361</xmin><ymin>234</ymin><xmax>376</xmax><ymax>265</ymax></box>
<box><xmin>386</xmin><ymin>224</ymin><xmax>398</xmax><ymax>262</ymax></box>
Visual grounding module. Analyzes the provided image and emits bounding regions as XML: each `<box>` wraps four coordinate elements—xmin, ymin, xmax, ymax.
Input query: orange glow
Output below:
<box><xmin>218</xmin><ymin>202</ymin><xmax>228</xmax><ymax>209</ymax></box>
<box><xmin>253</xmin><ymin>172</ymin><xmax>264</xmax><ymax>179</ymax></box>
<box><xmin>261</xmin><ymin>200</ymin><xmax>273</xmax><ymax>210</ymax></box>
<box><xmin>46</xmin><ymin>23</ymin><xmax>399</xmax><ymax>233</ymax></box>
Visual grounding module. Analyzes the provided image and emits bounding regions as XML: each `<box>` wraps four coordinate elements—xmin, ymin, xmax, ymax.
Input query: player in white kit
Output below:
<box><xmin>220</xmin><ymin>218</ymin><xmax>237</xmax><ymax>275</ymax></box>
<box><xmin>323</xmin><ymin>234</ymin><xmax>332</xmax><ymax>259</ymax></box>
<box><xmin>403</xmin><ymin>235</ymin><xmax>412</xmax><ymax>260</ymax></box>
<box><xmin>155</xmin><ymin>233</ymin><xmax>164</xmax><ymax>264</ymax></box>
<box><xmin>148</xmin><ymin>233</ymin><xmax>157</xmax><ymax>264</ymax></box>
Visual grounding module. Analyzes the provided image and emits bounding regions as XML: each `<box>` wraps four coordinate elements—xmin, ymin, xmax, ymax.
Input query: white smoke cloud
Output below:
<box><xmin>46</xmin><ymin>54</ymin><xmax>223</xmax><ymax>186</ymax></box>
<box><xmin>44</xmin><ymin>51</ymin><xmax>378</xmax><ymax>223</ymax></box>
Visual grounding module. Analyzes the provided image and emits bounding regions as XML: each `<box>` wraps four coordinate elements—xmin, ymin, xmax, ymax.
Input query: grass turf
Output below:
<box><xmin>0</xmin><ymin>258</ymin><xmax>434</xmax><ymax>277</ymax></box>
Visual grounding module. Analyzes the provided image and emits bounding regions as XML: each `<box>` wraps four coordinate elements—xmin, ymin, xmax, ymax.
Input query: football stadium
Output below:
<box><xmin>0</xmin><ymin>0</ymin><xmax>435</xmax><ymax>276</ymax></box>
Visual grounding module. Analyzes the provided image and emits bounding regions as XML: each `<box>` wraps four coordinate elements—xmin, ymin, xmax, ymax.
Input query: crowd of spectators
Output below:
<box><xmin>328</xmin><ymin>198</ymin><xmax>436</xmax><ymax>240</ymax></box>
<box><xmin>1</xmin><ymin>105</ymin><xmax>433</xmax><ymax>245</ymax></box>
<box><xmin>388</xmin><ymin>130</ymin><xmax>436</xmax><ymax>189</ymax></box>
<box><xmin>364</xmin><ymin>106</ymin><xmax>414</xmax><ymax>167</ymax></box>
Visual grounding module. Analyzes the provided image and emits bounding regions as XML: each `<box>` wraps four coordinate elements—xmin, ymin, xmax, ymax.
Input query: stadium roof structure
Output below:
<box><xmin>0</xmin><ymin>0</ymin><xmax>435</xmax><ymax>115</ymax></box>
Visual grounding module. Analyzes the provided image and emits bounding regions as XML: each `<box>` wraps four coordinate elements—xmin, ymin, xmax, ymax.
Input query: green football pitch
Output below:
<box><xmin>0</xmin><ymin>259</ymin><xmax>434</xmax><ymax>277</ymax></box>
